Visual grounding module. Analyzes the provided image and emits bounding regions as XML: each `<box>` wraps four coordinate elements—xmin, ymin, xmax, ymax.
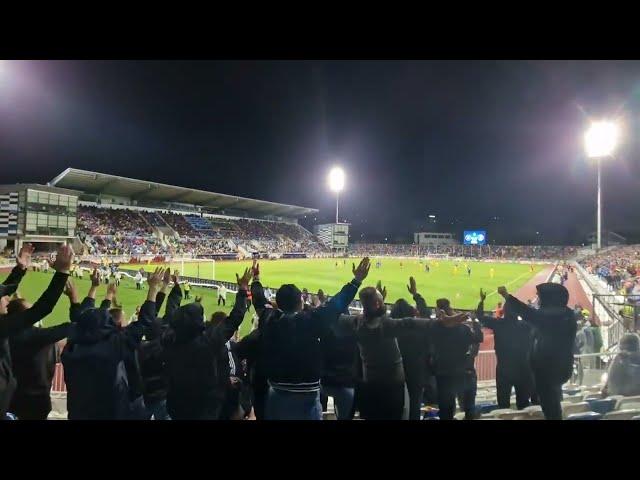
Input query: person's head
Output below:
<box><xmin>620</xmin><ymin>333</ymin><xmax>640</xmax><ymax>353</ymax></box>
<box><xmin>497</xmin><ymin>302</ymin><xmax>502</xmax><ymax>308</ymax></box>
<box><xmin>390</xmin><ymin>299</ymin><xmax>416</xmax><ymax>319</ymax></box>
<box><xmin>7</xmin><ymin>298</ymin><xmax>30</xmax><ymax>315</ymax></box>
<box><xmin>359</xmin><ymin>287</ymin><xmax>386</xmax><ymax>318</ymax></box>
<box><xmin>536</xmin><ymin>282</ymin><xmax>569</xmax><ymax>308</ymax></box>
<box><xmin>209</xmin><ymin>311</ymin><xmax>227</xmax><ymax>327</ymax></box>
<box><xmin>276</xmin><ymin>284</ymin><xmax>303</xmax><ymax>313</ymax></box>
<box><xmin>109</xmin><ymin>308</ymin><xmax>126</xmax><ymax>328</ymax></box>
<box><xmin>135</xmin><ymin>305</ymin><xmax>141</xmax><ymax>315</ymax></box>
<box><xmin>436</xmin><ymin>298</ymin><xmax>453</xmax><ymax>316</ymax></box>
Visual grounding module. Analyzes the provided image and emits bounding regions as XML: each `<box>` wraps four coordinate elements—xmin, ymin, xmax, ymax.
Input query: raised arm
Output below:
<box><xmin>476</xmin><ymin>288</ymin><xmax>497</xmax><ymax>330</ymax></box>
<box><xmin>249</xmin><ymin>260</ymin><xmax>269</xmax><ymax>317</ymax></box>
<box><xmin>125</xmin><ymin>267</ymin><xmax>165</xmax><ymax>345</ymax></box>
<box><xmin>164</xmin><ymin>273</ymin><xmax>183</xmax><ymax>319</ymax></box>
<box><xmin>206</xmin><ymin>268</ymin><xmax>251</xmax><ymax>347</ymax></box>
<box><xmin>2</xmin><ymin>243</ymin><xmax>34</xmax><ymax>290</ymax></box>
<box><xmin>0</xmin><ymin>244</ymin><xmax>73</xmax><ymax>338</ymax></box>
<box><xmin>154</xmin><ymin>268</ymin><xmax>172</xmax><ymax>314</ymax></box>
<box><xmin>407</xmin><ymin>276</ymin><xmax>432</xmax><ymax>318</ymax></box>
<box><xmin>313</xmin><ymin>258</ymin><xmax>370</xmax><ymax>326</ymax></box>
<box><xmin>498</xmin><ymin>286</ymin><xmax>537</xmax><ymax>325</ymax></box>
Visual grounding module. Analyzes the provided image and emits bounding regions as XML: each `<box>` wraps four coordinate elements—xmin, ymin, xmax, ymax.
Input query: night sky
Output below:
<box><xmin>2</xmin><ymin>60</ymin><xmax>640</xmax><ymax>244</ymax></box>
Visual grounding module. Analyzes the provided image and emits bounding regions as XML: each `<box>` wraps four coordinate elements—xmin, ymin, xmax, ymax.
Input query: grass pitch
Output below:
<box><xmin>7</xmin><ymin>258</ymin><xmax>546</xmax><ymax>339</ymax></box>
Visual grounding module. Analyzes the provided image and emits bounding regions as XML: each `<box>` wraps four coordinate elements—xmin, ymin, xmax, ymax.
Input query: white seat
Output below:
<box><xmin>528</xmin><ymin>410</ymin><xmax>546</xmax><ymax>420</ymax></box>
<box><xmin>603</xmin><ymin>409</ymin><xmax>640</xmax><ymax>420</ymax></box>
<box><xmin>563</xmin><ymin>394</ymin><xmax>585</xmax><ymax>403</ymax></box>
<box><xmin>489</xmin><ymin>408</ymin><xmax>516</xmax><ymax>417</ymax></box>
<box><xmin>496</xmin><ymin>410</ymin><xmax>529</xmax><ymax>420</ymax></box>
<box><xmin>523</xmin><ymin>405</ymin><xmax>543</xmax><ymax>413</ymax></box>
<box><xmin>562</xmin><ymin>402</ymin><xmax>590</xmax><ymax>418</ymax></box>
<box><xmin>615</xmin><ymin>395</ymin><xmax>640</xmax><ymax>411</ymax></box>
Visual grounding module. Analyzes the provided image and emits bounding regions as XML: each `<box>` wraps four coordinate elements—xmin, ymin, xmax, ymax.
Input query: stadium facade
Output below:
<box><xmin>1</xmin><ymin>168</ymin><xmax>324</xmax><ymax>258</ymax></box>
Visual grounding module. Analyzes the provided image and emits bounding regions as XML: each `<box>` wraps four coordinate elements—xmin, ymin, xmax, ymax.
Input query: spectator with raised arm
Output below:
<box><xmin>497</xmin><ymin>283</ymin><xmax>576</xmax><ymax>420</ymax></box>
<box><xmin>1</xmin><ymin>243</ymin><xmax>73</xmax><ymax>420</ymax></box>
<box><xmin>247</xmin><ymin>258</ymin><xmax>370</xmax><ymax>420</ymax></box>
<box><xmin>336</xmin><ymin>277</ymin><xmax>468</xmax><ymax>420</ymax></box>
<box><xmin>161</xmin><ymin>268</ymin><xmax>251</xmax><ymax>420</ymax></box>
<box><xmin>7</xmin><ymin>279</ymin><xmax>80</xmax><ymax>420</ymax></box>
<box><xmin>476</xmin><ymin>288</ymin><xmax>534</xmax><ymax>410</ymax></box>
<box><xmin>62</xmin><ymin>268</ymin><xmax>162</xmax><ymax>420</ymax></box>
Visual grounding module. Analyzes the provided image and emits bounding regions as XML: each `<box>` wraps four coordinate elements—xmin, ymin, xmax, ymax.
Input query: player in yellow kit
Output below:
<box><xmin>490</xmin><ymin>267</ymin><xmax>495</xmax><ymax>279</ymax></box>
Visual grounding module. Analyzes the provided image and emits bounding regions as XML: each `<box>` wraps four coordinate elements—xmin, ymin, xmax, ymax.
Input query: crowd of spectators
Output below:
<box><xmin>579</xmin><ymin>245</ymin><xmax>640</xmax><ymax>292</ymax></box>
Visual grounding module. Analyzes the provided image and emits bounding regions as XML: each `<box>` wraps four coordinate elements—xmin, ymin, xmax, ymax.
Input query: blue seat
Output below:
<box><xmin>586</xmin><ymin>398</ymin><xmax>617</xmax><ymax>415</ymax></box>
<box><xmin>567</xmin><ymin>412</ymin><xmax>602</xmax><ymax>420</ymax></box>
<box><xmin>563</xmin><ymin>388</ymin><xmax>581</xmax><ymax>396</ymax></box>
<box><xmin>477</xmin><ymin>403</ymin><xmax>499</xmax><ymax>414</ymax></box>
<box><xmin>632</xmin><ymin>416</ymin><xmax>640</xmax><ymax>420</ymax></box>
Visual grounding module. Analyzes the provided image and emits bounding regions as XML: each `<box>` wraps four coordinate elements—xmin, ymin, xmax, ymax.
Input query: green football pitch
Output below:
<box><xmin>6</xmin><ymin>258</ymin><xmax>547</xmax><ymax>339</ymax></box>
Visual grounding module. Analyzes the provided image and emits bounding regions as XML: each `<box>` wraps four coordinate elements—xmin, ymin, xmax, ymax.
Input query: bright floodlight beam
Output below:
<box><xmin>584</xmin><ymin>120</ymin><xmax>620</xmax><ymax>250</ymax></box>
<box><xmin>328</xmin><ymin>167</ymin><xmax>345</xmax><ymax>224</ymax></box>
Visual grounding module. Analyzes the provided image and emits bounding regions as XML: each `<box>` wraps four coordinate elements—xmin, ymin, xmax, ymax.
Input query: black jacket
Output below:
<box><xmin>430</xmin><ymin>322</ymin><xmax>481</xmax><ymax>377</ymax></box>
<box><xmin>161</xmin><ymin>286</ymin><xmax>248</xmax><ymax>420</ymax></box>
<box><xmin>478</xmin><ymin>307</ymin><xmax>533</xmax><ymax>376</ymax></box>
<box><xmin>256</xmin><ymin>278</ymin><xmax>361</xmax><ymax>392</ymax></box>
<box><xmin>320</xmin><ymin>324</ymin><xmax>359</xmax><ymax>389</ymax></box>
<box><xmin>505</xmin><ymin>287</ymin><xmax>576</xmax><ymax>383</ymax></box>
<box><xmin>0</xmin><ymin>267</ymin><xmax>68</xmax><ymax>418</ymax></box>
<box><xmin>396</xmin><ymin>294</ymin><xmax>433</xmax><ymax>389</ymax></box>
<box><xmin>9</xmin><ymin>322</ymin><xmax>71</xmax><ymax>410</ymax></box>
<box><xmin>62</xmin><ymin>296</ymin><xmax>152</xmax><ymax>420</ymax></box>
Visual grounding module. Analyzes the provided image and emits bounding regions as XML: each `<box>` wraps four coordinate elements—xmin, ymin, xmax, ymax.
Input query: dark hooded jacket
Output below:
<box><xmin>161</xmin><ymin>288</ymin><xmax>248</xmax><ymax>420</ymax></box>
<box><xmin>505</xmin><ymin>282</ymin><xmax>577</xmax><ymax>384</ymax></box>
<box><xmin>1</xmin><ymin>267</ymin><xmax>68</xmax><ymax>418</ymax></box>
<box><xmin>61</xmin><ymin>296</ymin><xmax>152</xmax><ymax>420</ymax></box>
<box><xmin>607</xmin><ymin>334</ymin><xmax>640</xmax><ymax>396</ymax></box>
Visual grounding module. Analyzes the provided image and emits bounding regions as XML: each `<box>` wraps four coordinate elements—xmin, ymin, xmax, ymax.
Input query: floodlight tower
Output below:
<box><xmin>328</xmin><ymin>167</ymin><xmax>345</xmax><ymax>224</ymax></box>
<box><xmin>584</xmin><ymin>121</ymin><xmax>620</xmax><ymax>250</ymax></box>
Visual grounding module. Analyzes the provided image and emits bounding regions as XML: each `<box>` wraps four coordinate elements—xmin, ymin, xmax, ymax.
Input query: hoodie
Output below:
<box><xmin>161</xmin><ymin>288</ymin><xmax>248</xmax><ymax>420</ymax></box>
<box><xmin>505</xmin><ymin>282</ymin><xmax>577</xmax><ymax>384</ymax></box>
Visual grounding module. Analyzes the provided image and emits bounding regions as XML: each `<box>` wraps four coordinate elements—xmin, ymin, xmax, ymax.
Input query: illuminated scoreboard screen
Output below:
<box><xmin>463</xmin><ymin>230</ymin><xmax>487</xmax><ymax>245</ymax></box>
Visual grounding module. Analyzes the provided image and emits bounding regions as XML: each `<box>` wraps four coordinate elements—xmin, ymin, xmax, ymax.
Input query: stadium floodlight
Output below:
<box><xmin>584</xmin><ymin>120</ymin><xmax>620</xmax><ymax>250</ymax></box>
<box><xmin>328</xmin><ymin>167</ymin><xmax>345</xmax><ymax>223</ymax></box>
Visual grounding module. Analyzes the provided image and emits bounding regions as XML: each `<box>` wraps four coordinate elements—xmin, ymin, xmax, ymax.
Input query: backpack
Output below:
<box><xmin>62</xmin><ymin>334</ymin><xmax>146</xmax><ymax>420</ymax></box>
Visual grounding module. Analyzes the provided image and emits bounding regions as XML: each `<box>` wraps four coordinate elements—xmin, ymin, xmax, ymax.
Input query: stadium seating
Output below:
<box><xmin>562</xmin><ymin>402</ymin><xmax>590</xmax><ymax>418</ymax></box>
<box><xmin>586</xmin><ymin>398</ymin><xmax>617</xmax><ymax>415</ymax></box>
<box><xmin>567</xmin><ymin>412</ymin><xmax>602</xmax><ymax>420</ymax></box>
<box><xmin>603</xmin><ymin>409</ymin><xmax>640</xmax><ymax>420</ymax></box>
<box><xmin>615</xmin><ymin>395</ymin><xmax>640</xmax><ymax>411</ymax></box>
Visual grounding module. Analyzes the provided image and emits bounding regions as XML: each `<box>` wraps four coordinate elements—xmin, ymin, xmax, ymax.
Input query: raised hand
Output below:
<box><xmin>106</xmin><ymin>282</ymin><xmax>118</xmax><ymax>301</ymax></box>
<box><xmin>64</xmin><ymin>279</ymin><xmax>79</xmax><ymax>303</ymax></box>
<box><xmin>480</xmin><ymin>288</ymin><xmax>487</xmax><ymax>302</ymax></box>
<box><xmin>90</xmin><ymin>268</ymin><xmax>100</xmax><ymax>287</ymax></box>
<box><xmin>236</xmin><ymin>267</ymin><xmax>253</xmax><ymax>291</ymax></box>
<box><xmin>52</xmin><ymin>244</ymin><xmax>74</xmax><ymax>274</ymax></box>
<box><xmin>497</xmin><ymin>286</ymin><xmax>508</xmax><ymax>298</ymax></box>
<box><xmin>376</xmin><ymin>281</ymin><xmax>388</xmax><ymax>301</ymax></box>
<box><xmin>251</xmin><ymin>259</ymin><xmax>260</xmax><ymax>278</ymax></box>
<box><xmin>162</xmin><ymin>267</ymin><xmax>172</xmax><ymax>286</ymax></box>
<box><xmin>352</xmin><ymin>257</ymin><xmax>371</xmax><ymax>282</ymax></box>
<box><xmin>16</xmin><ymin>243</ymin><xmax>35</xmax><ymax>270</ymax></box>
<box><xmin>172</xmin><ymin>273</ymin><xmax>180</xmax><ymax>286</ymax></box>
<box><xmin>407</xmin><ymin>276</ymin><xmax>418</xmax><ymax>296</ymax></box>
<box><xmin>148</xmin><ymin>267</ymin><xmax>165</xmax><ymax>291</ymax></box>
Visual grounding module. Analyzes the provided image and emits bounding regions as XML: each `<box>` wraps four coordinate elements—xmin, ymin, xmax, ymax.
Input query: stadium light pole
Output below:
<box><xmin>584</xmin><ymin>121</ymin><xmax>620</xmax><ymax>250</ymax></box>
<box><xmin>328</xmin><ymin>167</ymin><xmax>345</xmax><ymax>224</ymax></box>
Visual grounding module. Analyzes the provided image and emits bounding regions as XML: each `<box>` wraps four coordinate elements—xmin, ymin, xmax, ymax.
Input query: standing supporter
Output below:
<box><xmin>494</xmin><ymin>302</ymin><xmax>504</xmax><ymax>319</ymax></box>
<box><xmin>337</xmin><ymin>277</ymin><xmax>468</xmax><ymax>420</ymax></box>
<box><xmin>8</xmin><ymin>279</ymin><xmax>80</xmax><ymax>420</ymax></box>
<box><xmin>498</xmin><ymin>283</ymin><xmax>576</xmax><ymax>420</ymax></box>
<box><xmin>0</xmin><ymin>243</ymin><xmax>73</xmax><ymax>420</ymax></box>
<box><xmin>135</xmin><ymin>270</ymin><xmax>143</xmax><ymax>290</ymax></box>
<box><xmin>430</xmin><ymin>298</ymin><xmax>482</xmax><ymax>420</ymax></box>
<box><xmin>242</xmin><ymin>259</ymin><xmax>370</xmax><ymax>420</ymax></box>
<box><xmin>62</xmin><ymin>269</ymin><xmax>163</xmax><ymax>420</ymax></box>
<box><xmin>218</xmin><ymin>284</ymin><xmax>227</xmax><ymax>306</ymax></box>
<box><xmin>161</xmin><ymin>269</ymin><xmax>250</xmax><ymax>420</ymax></box>
<box><xmin>477</xmin><ymin>289</ymin><xmax>534</xmax><ymax>410</ymax></box>
<box><xmin>138</xmin><ymin>268</ymin><xmax>174</xmax><ymax>420</ymax></box>
<box><xmin>183</xmin><ymin>281</ymin><xmax>191</xmax><ymax>300</ymax></box>
<box><xmin>392</xmin><ymin>279</ymin><xmax>433</xmax><ymax>420</ymax></box>
<box><xmin>456</xmin><ymin>316</ymin><xmax>483</xmax><ymax>419</ymax></box>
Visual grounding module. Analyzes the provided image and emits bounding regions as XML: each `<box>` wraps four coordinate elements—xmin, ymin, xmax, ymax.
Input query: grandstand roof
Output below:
<box><xmin>49</xmin><ymin>168</ymin><xmax>318</xmax><ymax>218</ymax></box>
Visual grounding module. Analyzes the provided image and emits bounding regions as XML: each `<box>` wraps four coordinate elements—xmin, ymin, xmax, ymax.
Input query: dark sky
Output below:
<box><xmin>2</xmin><ymin>60</ymin><xmax>640</xmax><ymax>244</ymax></box>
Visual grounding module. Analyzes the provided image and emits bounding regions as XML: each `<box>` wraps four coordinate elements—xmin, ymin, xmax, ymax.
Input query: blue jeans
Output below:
<box><xmin>321</xmin><ymin>385</ymin><xmax>355</xmax><ymax>420</ymax></box>
<box><xmin>146</xmin><ymin>399</ymin><xmax>171</xmax><ymax>420</ymax></box>
<box><xmin>265</xmin><ymin>387</ymin><xmax>322</xmax><ymax>420</ymax></box>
